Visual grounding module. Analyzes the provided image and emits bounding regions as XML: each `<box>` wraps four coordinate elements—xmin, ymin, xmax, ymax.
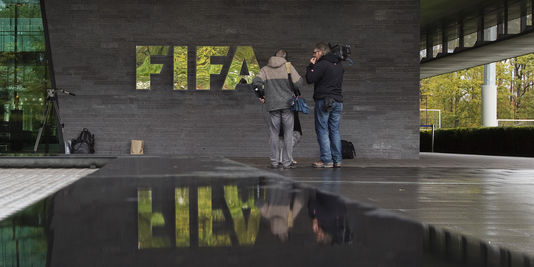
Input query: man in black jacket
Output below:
<box><xmin>306</xmin><ymin>42</ymin><xmax>344</xmax><ymax>168</ymax></box>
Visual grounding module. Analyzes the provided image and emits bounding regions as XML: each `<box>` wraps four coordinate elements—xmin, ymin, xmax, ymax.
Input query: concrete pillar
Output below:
<box><xmin>482</xmin><ymin>26</ymin><xmax>498</xmax><ymax>127</ymax></box>
<box><xmin>482</xmin><ymin>64</ymin><xmax>498</xmax><ymax>127</ymax></box>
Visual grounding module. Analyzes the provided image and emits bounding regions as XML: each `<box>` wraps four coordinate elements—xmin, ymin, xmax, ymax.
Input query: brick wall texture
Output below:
<box><xmin>44</xmin><ymin>0</ymin><xmax>420</xmax><ymax>159</ymax></box>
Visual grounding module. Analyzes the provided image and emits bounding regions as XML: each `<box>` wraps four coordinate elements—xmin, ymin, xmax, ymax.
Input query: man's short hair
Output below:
<box><xmin>315</xmin><ymin>42</ymin><xmax>330</xmax><ymax>54</ymax></box>
<box><xmin>275</xmin><ymin>49</ymin><xmax>287</xmax><ymax>58</ymax></box>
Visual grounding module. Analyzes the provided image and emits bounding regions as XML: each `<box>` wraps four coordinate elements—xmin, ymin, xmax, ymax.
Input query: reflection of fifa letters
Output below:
<box><xmin>135</xmin><ymin>46</ymin><xmax>260</xmax><ymax>90</ymax></box>
<box><xmin>137</xmin><ymin>185</ymin><xmax>261</xmax><ymax>249</ymax></box>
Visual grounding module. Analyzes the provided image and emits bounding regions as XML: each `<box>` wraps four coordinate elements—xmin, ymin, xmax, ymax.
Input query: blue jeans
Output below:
<box><xmin>314</xmin><ymin>99</ymin><xmax>343</xmax><ymax>164</ymax></box>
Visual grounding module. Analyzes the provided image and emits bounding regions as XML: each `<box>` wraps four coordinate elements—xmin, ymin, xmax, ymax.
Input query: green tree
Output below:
<box><xmin>507</xmin><ymin>55</ymin><xmax>534</xmax><ymax>118</ymax></box>
<box><xmin>420</xmin><ymin>66</ymin><xmax>483</xmax><ymax>128</ymax></box>
<box><xmin>496</xmin><ymin>61</ymin><xmax>515</xmax><ymax>120</ymax></box>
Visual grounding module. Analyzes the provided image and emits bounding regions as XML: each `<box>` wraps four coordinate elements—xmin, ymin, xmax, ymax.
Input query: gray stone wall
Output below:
<box><xmin>44</xmin><ymin>0</ymin><xmax>420</xmax><ymax>158</ymax></box>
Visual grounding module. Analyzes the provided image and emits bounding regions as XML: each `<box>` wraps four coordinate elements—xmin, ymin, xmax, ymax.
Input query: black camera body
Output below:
<box><xmin>253</xmin><ymin>86</ymin><xmax>264</xmax><ymax>99</ymax></box>
<box><xmin>329</xmin><ymin>43</ymin><xmax>353</xmax><ymax>65</ymax></box>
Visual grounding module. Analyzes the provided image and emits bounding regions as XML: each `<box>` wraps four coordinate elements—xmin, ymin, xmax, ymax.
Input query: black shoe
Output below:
<box><xmin>283</xmin><ymin>164</ymin><xmax>296</xmax><ymax>169</ymax></box>
<box><xmin>269</xmin><ymin>164</ymin><xmax>280</xmax><ymax>169</ymax></box>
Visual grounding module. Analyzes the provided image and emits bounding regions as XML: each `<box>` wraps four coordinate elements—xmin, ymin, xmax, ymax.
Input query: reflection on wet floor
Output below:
<box><xmin>281</xmin><ymin>167</ymin><xmax>534</xmax><ymax>257</ymax></box>
<box><xmin>138</xmin><ymin>181</ymin><xmax>265</xmax><ymax>248</ymax></box>
<box><xmin>133</xmin><ymin>177</ymin><xmax>356</xmax><ymax>249</ymax></box>
<box><xmin>0</xmin><ymin>175</ymin><xmax>428</xmax><ymax>266</ymax></box>
<box><xmin>3</xmin><ymin>156</ymin><xmax>533</xmax><ymax>267</ymax></box>
<box><xmin>136</xmin><ymin>178</ymin><xmax>354</xmax><ymax>249</ymax></box>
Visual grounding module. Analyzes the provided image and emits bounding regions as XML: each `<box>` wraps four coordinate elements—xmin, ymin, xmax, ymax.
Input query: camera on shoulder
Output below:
<box><xmin>329</xmin><ymin>43</ymin><xmax>353</xmax><ymax>65</ymax></box>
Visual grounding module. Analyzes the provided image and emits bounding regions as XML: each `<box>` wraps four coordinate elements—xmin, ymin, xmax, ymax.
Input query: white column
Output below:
<box><xmin>482</xmin><ymin>64</ymin><xmax>498</xmax><ymax>127</ymax></box>
<box><xmin>482</xmin><ymin>26</ymin><xmax>498</xmax><ymax>127</ymax></box>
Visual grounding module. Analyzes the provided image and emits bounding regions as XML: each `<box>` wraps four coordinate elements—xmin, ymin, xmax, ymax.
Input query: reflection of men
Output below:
<box><xmin>308</xmin><ymin>191</ymin><xmax>352</xmax><ymax>244</ymax></box>
<box><xmin>258</xmin><ymin>180</ymin><xmax>307</xmax><ymax>241</ymax></box>
<box><xmin>253</xmin><ymin>50</ymin><xmax>304</xmax><ymax>169</ymax></box>
<box><xmin>306</xmin><ymin>42</ymin><xmax>344</xmax><ymax>168</ymax></box>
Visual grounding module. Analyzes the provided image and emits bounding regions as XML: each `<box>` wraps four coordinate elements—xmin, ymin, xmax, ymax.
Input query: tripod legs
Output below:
<box><xmin>52</xmin><ymin>95</ymin><xmax>65</xmax><ymax>153</ymax></box>
<box><xmin>33</xmin><ymin>98</ymin><xmax>52</xmax><ymax>153</ymax></box>
<box><xmin>33</xmin><ymin>91</ymin><xmax>67</xmax><ymax>154</ymax></box>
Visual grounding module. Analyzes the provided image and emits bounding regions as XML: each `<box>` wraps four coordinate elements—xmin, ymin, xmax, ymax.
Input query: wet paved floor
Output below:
<box><xmin>234</xmin><ymin>153</ymin><xmax>534</xmax><ymax>257</ymax></box>
<box><xmin>2</xmin><ymin>154</ymin><xmax>534</xmax><ymax>266</ymax></box>
<box><xmin>0</xmin><ymin>157</ymin><xmax>429</xmax><ymax>267</ymax></box>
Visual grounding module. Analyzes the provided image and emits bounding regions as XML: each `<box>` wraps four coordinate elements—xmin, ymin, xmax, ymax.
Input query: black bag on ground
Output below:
<box><xmin>341</xmin><ymin>140</ymin><xmax>355</xmax><ymax>159</ymax></box>
<box><xmin>70</xmin><ymin>128</ymin><xmax>95</xmax><ymax>154</ymax></box>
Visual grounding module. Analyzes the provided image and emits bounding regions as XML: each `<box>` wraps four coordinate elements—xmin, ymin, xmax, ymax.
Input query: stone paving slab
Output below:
<box><xmin>0</xmin><ymin>168</ymin><xmax>97</xmax><ymax>221</ymax></box>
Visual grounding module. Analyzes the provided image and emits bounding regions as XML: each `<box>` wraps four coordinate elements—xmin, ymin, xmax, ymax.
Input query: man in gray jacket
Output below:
<box><xmin>253</xmin><ymin>50</ymin><xmax>304</xmax><ymax>169</ymax></box>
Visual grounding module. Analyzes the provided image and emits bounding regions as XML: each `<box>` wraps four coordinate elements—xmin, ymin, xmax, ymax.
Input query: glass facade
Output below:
<box><xmin>0</xmin><ymin>0</ymin><xmax>57</xmax><ymax>154</ymax></box>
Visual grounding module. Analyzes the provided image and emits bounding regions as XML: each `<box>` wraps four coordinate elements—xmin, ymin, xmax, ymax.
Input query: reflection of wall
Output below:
<box><xmin>138</xmin><ymin>185</ymin><xmax>260</xmax><ymax>249</ymax></box>
<box><xmin>45</xmin><ymin>0</ymin><xmax>419</xmax><ymax>158</ymax></box>
<box><xmin>49</xmin><ymin>174</ymin><xmax>423</xmax><ymax>266</ymax></box>
<box><xmin>49</xmin><ymin>176</ymin><xmax>278</xmax><ymax>266</ymax></box>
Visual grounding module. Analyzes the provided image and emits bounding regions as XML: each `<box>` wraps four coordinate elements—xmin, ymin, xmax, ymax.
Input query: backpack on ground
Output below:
<box><xmin>70</xmin><ymin>128</ymin><xmax>95</xmax><ymax>154</ymax></box>
<box><xmin>341</xmin><ymin>140</ymin><xmax>356</xmax><ymax>159</ymax></box>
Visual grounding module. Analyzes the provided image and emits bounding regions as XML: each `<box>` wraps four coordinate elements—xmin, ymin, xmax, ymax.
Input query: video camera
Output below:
<box><xmin>329</xmin><ymin>43</ymin><xmax>354</xmax><ymax>65</ymax></box>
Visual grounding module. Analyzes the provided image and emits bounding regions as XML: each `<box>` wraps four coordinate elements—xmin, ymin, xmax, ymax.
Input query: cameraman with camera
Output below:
<box><xmin>253</xmin><ymin>49</ymin><xmax>304</xmax><ymax>169</ymax></box>
<box><xmin>306</xmin><ymin>42</ymin><xmax>345</xmax><ymax>168</ymax></box>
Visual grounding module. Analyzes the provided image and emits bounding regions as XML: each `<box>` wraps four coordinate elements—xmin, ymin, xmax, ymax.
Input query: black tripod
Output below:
<box><xmin>33</xmin><ymin>89</ymin><xmax>75</xmax><ymax>153</ymax></box>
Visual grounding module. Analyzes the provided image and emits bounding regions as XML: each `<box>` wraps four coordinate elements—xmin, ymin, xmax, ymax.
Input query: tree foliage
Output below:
<box><xmin>498</xmin><ymin>54</ymin><xmax>534</xmax><ymax>119</ymax></box>
<box><xmin>420</xmin><ymin>66</ymin><xmax>483</xmax><ymax>128</ymax></box>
